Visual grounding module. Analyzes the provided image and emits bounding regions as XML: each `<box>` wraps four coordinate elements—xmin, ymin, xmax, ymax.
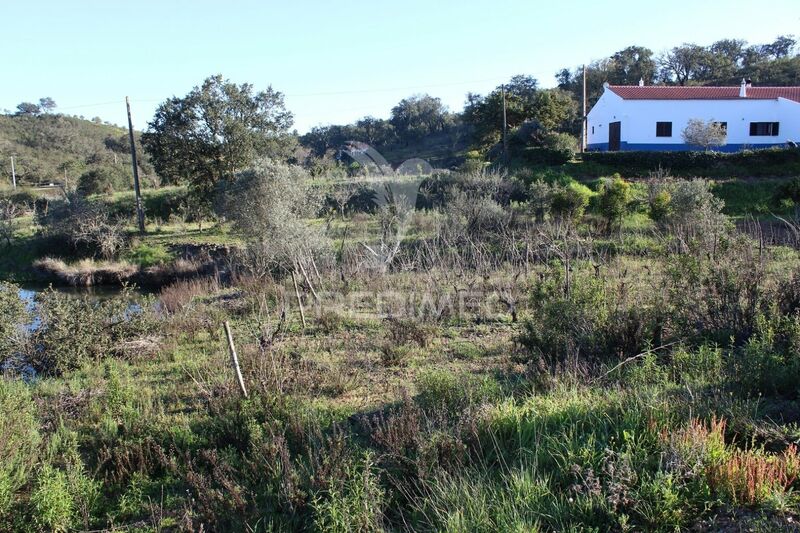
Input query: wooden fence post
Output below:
<box><xmin>223</xmin><ymin>321</ymin><xmax>248</xmax><ymax>398</ymax></box>
<box><xmin>291</xmin><ymin>269</ymin><xmax>307</xmax><ymax>329</ymax></box>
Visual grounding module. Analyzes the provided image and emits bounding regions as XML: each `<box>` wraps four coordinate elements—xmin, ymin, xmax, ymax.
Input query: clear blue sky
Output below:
<box><xmin>3</xmin><ymin>0</ymin><xmax>799</xmax><ymax>133</ymax></box>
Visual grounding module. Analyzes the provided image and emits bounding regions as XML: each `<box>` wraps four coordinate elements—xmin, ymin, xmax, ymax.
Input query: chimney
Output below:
<box><xmin>739</xmin><ymin>78</ymin><xmax>747</xmax><ymax>98</ymax></box>
<box><xmin>638</xmin><ymin>78</ymin><xmax>644</xmax><ymax>87</ymax></box>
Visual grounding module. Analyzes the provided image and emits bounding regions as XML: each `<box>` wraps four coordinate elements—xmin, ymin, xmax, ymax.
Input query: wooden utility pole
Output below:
<box><xmin>10</xmin><ymin>156</ymin><xmax>16</xmax><ymax>189</ymax></box>
<box><xmin>125</xmin><ymin>97</ymin><xmax>146</xmax><ymax>235</ymax></box>
<box><xmin>581</xmin><ymin>64</ymin><xmax>588</xmax><ymax>152</ymax></box>
<box><xmin>501</xmin><ymin>84</ymin><xmax>508</xmax><ymax>160</ymax></box>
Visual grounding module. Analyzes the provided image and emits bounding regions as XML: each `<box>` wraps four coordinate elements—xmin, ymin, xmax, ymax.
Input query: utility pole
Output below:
<box><xmin>10</xmin><ymin>156</ymin><xmax>16</xmax><ymax>189</ymax></box>
<box><xmin>581</xmin><ymin>64</ymin><xmax>588</xmax><ymax>152</ymax></box>
<box><xmin>501</xmin><ymin>84</ymin><xmax>508</xmax><ymax>161</ymax></box>
<box><xmin>126</xmin><ymin>97</ymin><xmax>146</xmax><ymax>235</ymax></box>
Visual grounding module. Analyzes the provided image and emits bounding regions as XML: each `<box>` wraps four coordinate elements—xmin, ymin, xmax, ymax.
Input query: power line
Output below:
<box><xmin>32</xmin><ymin>75</ymin><xmax>513</xmax><ymax>112</ymax></box>
<box><xmin>285</xmin><ymin>76</ymin><xmax>508</xmax><ymax>97</ymax></box>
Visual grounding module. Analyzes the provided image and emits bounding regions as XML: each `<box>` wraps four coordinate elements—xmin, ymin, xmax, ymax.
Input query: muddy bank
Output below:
<box><xmin>31</xmin><ymin>244</ymin><xmax>234</xmax><ymax>288</ymax></box>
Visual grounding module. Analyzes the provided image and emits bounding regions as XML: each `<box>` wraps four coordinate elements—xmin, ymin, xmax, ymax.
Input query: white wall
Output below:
<box><xmin>586</xmin><ymin>89</ymin><xmax>622</xmax><ymax>146</ymax></box>
<box><xmin>587</xmin><ymin>89</ymin><xmax>800</xmax><ymax>148</ymax></box>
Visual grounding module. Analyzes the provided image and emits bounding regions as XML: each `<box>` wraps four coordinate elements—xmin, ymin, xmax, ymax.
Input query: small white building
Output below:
<box><xmin>587</xmin><ymin>81</ymin><xmax>800</xmax><ymax>152</ymax></box>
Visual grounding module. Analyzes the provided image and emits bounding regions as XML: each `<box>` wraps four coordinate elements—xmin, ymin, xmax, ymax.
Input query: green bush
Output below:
<box><xmin>520</xmin><ymin>266</ymin><xmax>660</xmax><ymax>365</ymax></box>
<box><xmin>597</xmin><ymin>175</ymin><xmax>633</xmax><ymax>230</ymax></box>
<box><xmin>31</xmin><ymin>466</ymin><xmax>74</xmax><ymax>532</ymax></box>
<box><xmin>0</xmin><ymin>282</ymin><xmax>27</xmax><ymax>360</ymax></box>
<box><xmin>126</xmin><ymin>242</ymin><xmax>173</xmax><ymax>267</ymax></box>
<box><xmin>29</xmin><ymin>286</ymin><xmax>156</xmax><ymax>376</ymax></box>
<box><xmin>77</xmin><ymin>166</ymin><xmax>130</xmax><ymax>196</ymax></box>
<box><xmin>648</xmin><ymin>190</ymin><xmax>672</xmax><ymax>223</ymax></box>
<box><xmin>774</xmin><ymin>176</ymin><xmax>800</xmax><ymax>205</ymax></box>
<box><xmin>551</xmin><ymin>182</ymin><xmax>592</xmax><ymax>222</ymax></box>
<box><xmin>730</xmin><ymin>313</ymin><xmax>800</xmax><ymax>398</ymax></box>
<box><xmin>312</xmin><ymin>453</ymin><xmax>385</xmax><ymax>533</ymax></box>
<box><xmin>103</xmin><ymin>186</ymin><xmax>190</xmax><ymax>221</ymax></box>
<box><xmin>0</xmin><ymin>379</ymin><xmax>40</xmax><ymax>524</ymax></box>
<box><xmin>582</xmin><ymin>146</ymin><xmax>800</xmax><ymax>176</ymax></box>
<box><xmin>0</xmin><ymin>189</ymin><xmax>38</xmax><ymax>212</ymax></box>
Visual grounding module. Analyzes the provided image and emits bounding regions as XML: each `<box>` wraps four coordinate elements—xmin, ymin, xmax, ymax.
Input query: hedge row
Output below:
<box><xmin>581</xmin><ymin>147</ymin><xmax>800</xmax><ymax>174</ymax></box>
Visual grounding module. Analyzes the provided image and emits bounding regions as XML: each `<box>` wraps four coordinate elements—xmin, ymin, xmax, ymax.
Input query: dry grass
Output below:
<box><xmin>32</xmin><ymin>257</ymin><xmax>137</xmax><ymax>286</ymax></box>
<box><xmin>158</xmin><ymin>277</ymin><xmax>220</xmax><ymax>314</ymax></box>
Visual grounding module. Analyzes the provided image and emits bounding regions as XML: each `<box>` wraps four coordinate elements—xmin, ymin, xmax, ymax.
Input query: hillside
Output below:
<box><xmin>0</xmin><ymin>113</ymin><xmax>151</xmax><ymax>189</ymax></box>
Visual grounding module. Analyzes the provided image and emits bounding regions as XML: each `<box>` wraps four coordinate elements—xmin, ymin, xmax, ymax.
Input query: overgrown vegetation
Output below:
<box><xmin>2</xmin><ymin>161</ymin><xmax>800</xmax><ymax>531</ymax></box>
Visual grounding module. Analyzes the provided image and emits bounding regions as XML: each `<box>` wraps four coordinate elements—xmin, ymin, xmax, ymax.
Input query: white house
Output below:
<box><xmin>586</xmin><ymin>80</ymin><xmax>800</xmax><ymax>152</ymax></box>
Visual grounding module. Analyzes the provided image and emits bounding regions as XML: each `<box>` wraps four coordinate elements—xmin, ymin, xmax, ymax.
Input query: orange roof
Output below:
<box><xmin>608</xmin><ymin>85</ymin><xmax>800</xmax><ymax>103</ymax></box>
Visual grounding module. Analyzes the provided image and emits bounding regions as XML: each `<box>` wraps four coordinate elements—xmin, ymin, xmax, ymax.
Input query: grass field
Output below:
<box><xmin>2</xmin><ymin>167</ymin><xmax>800</xmax><ymax>531</ymax></box>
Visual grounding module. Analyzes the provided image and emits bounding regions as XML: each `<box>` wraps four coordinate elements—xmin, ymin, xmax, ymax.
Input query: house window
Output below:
<box><xmin>749</xmin><ymin>122</ymin><xmax>780</xmax><ymax>136</ymax></box>
<box><xmin>656</xmin><ymin>122</ymin><xmax>672</xmax><ymax>137</ymax></box>
<box><xmin>592</xmin><ymin>126</ymin><xmax>595</xmax><ymax>134</ymax></box>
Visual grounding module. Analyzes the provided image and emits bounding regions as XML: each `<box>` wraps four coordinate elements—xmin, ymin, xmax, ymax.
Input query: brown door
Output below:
<box><xmin>608</xmin><ymin>121</ymin><xmax>621</xmax><ymax>151</ymax></box>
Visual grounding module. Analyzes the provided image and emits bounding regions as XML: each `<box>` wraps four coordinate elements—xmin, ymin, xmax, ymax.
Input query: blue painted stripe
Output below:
<box><xmin>586</xmin><ymin>142</ymin><xmax>787</xmax><ymax>153</ymax></box>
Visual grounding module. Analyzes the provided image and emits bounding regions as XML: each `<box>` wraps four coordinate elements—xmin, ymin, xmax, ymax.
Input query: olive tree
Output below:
<box><xmin>222</xmin><ymin>160</ymin><xmax>330</xmax><ymax>278</ymax></box>
<box><xmin>682</xmin><ymin>119</ymin><xmax>727</xmax><ymax>150</ymax></box>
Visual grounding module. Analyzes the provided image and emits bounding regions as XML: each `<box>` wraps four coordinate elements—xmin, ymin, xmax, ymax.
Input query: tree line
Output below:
<box><xmin>557</xmin><ymin>35</ymin><xmax>800</xmax><ymax>108</ymax></box>
<box><xmin>5</xmin><ymin>35</ymin><xmax>797</xmax><ymax>200</ymax></box>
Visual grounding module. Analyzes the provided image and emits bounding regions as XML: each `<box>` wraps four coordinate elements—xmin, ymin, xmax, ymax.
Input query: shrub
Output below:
<box><xmin>520</xmin><ymin>266</ymin><xmax>660</xmax><ymax>366</ymax></box>
<box><xmin>648</xmin><ymin>190</ymin><xmax>672</xmax><ymax>223</ymax></box>
<box><xmin>663</xmin><ymin>244</ymin><xmax>766</xmax><ymax>344</ymax></box>
<box><xmin>597</xmin><ymin>175</ymin><xmax>633</xmax><ymax>230</ymax></box>
<box><xmin>0</xmin><ymin>189</ymin><xmax>38</xmax><ymax>213</ymax></box>
<box><xmin>730</xmin><ymin>313</ymin><xmax>800</xmax><ymax>398</ymax></box>
<box><xmin>0</xmin><ymin>282</ymin><xmax>28</xmax><ymax>361</ymax></box>
<box><xmin>581</xmin><ymin>147</ymin><xmax>800</xmax><ymax>177</ymax></box>
<box><xmin>551</xmin><ymin>182</ymin><xmax>592</xmax><ymax>223</ymax></box>
<box><xmin>37</xmin><ymin>194</ymin><xmax>125</xmax><ymax>260</ymax></box>
<box><xmin>380</xmin><ymin>343</ymin><xmax>413</xmax><ymax>367</ymax></box>
<box><xmin>126</xmin><ymin>242</ymin><xmax>173</xmax><ymax>268</ymax></box>
<box><xmin>77</xmin><ymin>166</ymin><xmax>130</xmax><ymax>196</ymax></box>
<box><xmin>387</xmin><ymin>318</ymin><xmax>434</xmax><ymax>347</ymax></box>
<box><xmin>663</xmin><ymin>179</ymin><xmax>728</xmax><ymax>253</ymax></box>
<box><xmin>31</xmin><ymin>466</ymin><xmax>74</xmax><ymax>532</ymax></box>
<box><xmin>515</xmin><ymin>131</ymin><xmax>576</xmax><ymax>166</ymax></box>
<box><xmin>29</xmin><ymin>286</ymin><xmax>156</xmax><ymax>375</ymax></box>
<box><xmin>528</xmin><ymin>180</ymin><xmax>557</xmax><ymax>223</ymax></box>
<box><xmin>158</xmin><ymin>277</ymin><xmax>217</xmax><ymax>314</ymax></box>
<box><xmin>0</xmin><ymin>379</ymin><xmax>40</xmax><ymax>524</ymax></box>
<box><xmin>774</xmin><ymin>176</ymin><xmax>800</xmax><ymax>205</ymax></box>
<box><xmin>681</xmin><ymin>119</ymin><xmax>727</xmax><ymax>151</ymax></box>
<box><xmin>312</xmin><ymin>453</ymin><xmax>385</xmax><ymax>533</ymax></box>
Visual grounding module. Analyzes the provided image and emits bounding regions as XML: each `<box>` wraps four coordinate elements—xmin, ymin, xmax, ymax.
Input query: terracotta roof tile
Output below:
<box><xmin>608</xmin><ymin>85</ymin><xmax>800</xmax><ymax>103</ymax></box>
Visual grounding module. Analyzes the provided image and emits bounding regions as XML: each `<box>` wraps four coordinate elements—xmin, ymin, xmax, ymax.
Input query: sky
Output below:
<box><xmin>3</xmin><ymin>0</ymin><xmax>800</xmax><ymax>133</ymax></box>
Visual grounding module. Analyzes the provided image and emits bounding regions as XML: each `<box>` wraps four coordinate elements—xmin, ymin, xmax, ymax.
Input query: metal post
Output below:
<box><xmin>10</xmin><ymin>156</ymin><xmax>16</xmax><ymax>189</ymax></box>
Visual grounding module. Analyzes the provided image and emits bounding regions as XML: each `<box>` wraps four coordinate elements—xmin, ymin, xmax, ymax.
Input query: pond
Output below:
<box><xmin>4</xmin><ymin>284</ymin><xmax>158</xmax><ymax>380</ymax></box>
<box><xmin>18</xmin><ymin>283</ymin><xmax>155</xmax><ymax>302</ymax></box>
